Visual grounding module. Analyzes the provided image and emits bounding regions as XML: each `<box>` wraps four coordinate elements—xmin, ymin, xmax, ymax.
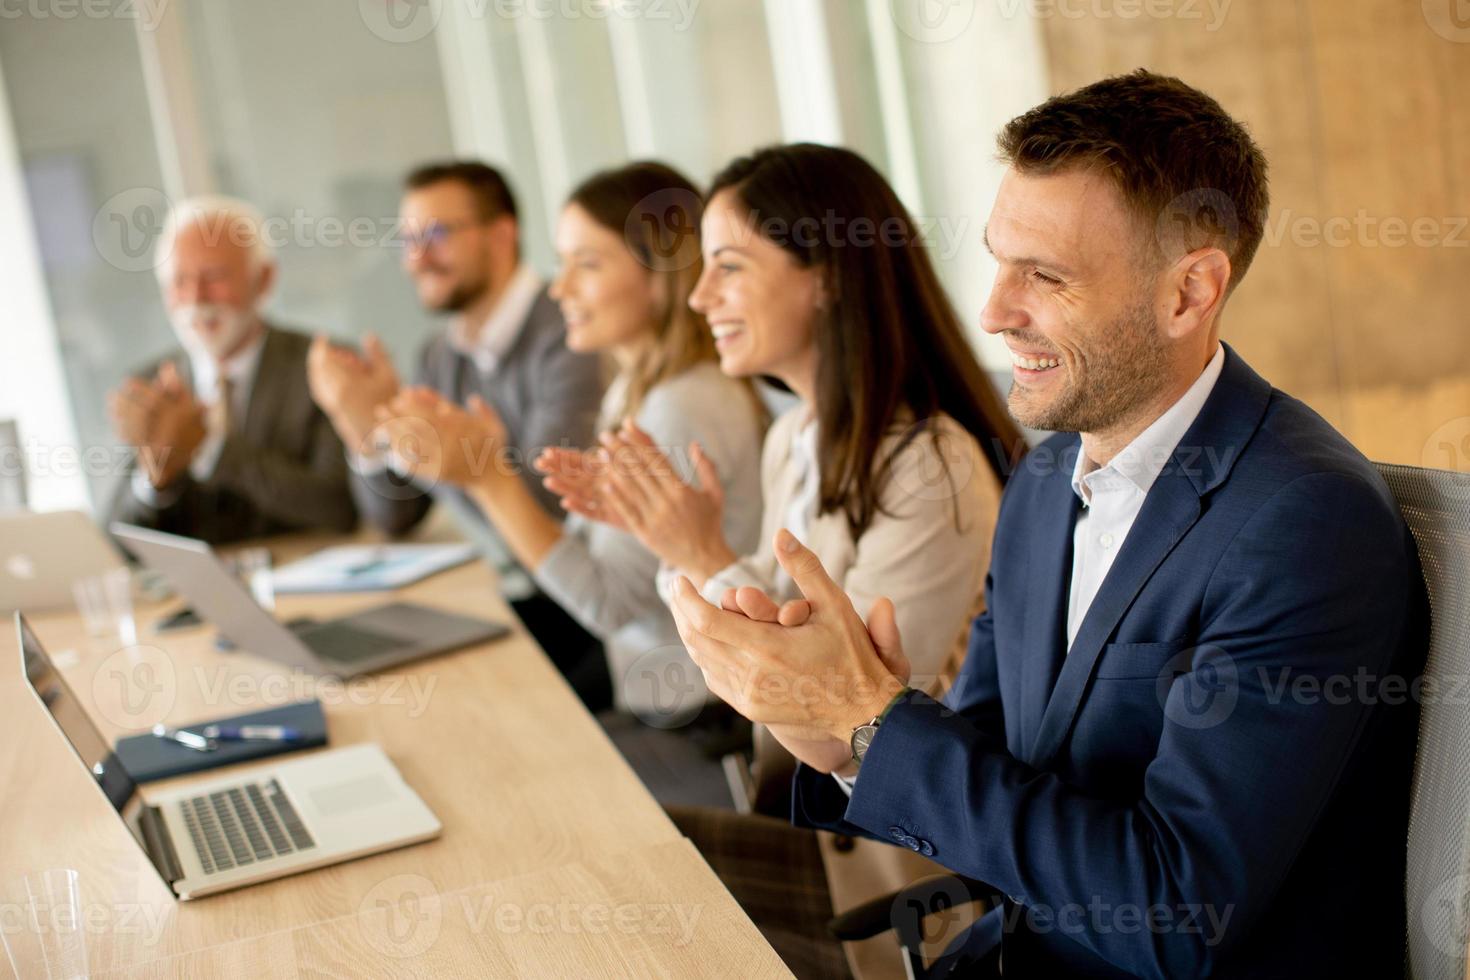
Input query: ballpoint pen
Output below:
<box><xmin>200</xmin><ymin>724</ymin><xmax>305</xmax><ymax>743</ymax></box>
<box><xmin>151</xmin><ymin>724</ymin><xmax>217</xmax><ymax>752</ymax></box>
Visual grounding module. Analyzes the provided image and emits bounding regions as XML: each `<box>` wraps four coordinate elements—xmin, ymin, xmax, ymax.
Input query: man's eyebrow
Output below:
<box><xmin>982</xmin><ymin>226</ymin><xmax>1075</xmax><ymax>277</ymax></box>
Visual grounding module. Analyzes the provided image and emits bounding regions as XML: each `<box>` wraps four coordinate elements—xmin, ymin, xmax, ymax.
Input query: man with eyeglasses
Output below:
<box><xmin>307</xmin><ymin>160</ymin><xmax>609</xmax><ymax>708</ymax></box>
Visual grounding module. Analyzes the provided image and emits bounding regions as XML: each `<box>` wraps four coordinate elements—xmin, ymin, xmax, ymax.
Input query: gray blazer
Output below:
<box><xmin>351</xmin><ymin>288</ymin><xmax>605</xmax><ymax>540</ymax></box>
<box><xmin>106</xmin><ymin>324</ymin><xmax>357</xmax><ymax>543</ymax></box>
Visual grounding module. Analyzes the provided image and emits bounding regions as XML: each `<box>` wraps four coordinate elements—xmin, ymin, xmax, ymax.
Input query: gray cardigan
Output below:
<box><xmin>534</xmin><ymin>362</ymin><xmax>766</xmax><ymax>715</ymax></box>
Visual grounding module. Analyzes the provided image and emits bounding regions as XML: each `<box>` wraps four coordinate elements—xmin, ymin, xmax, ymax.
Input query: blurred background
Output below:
<box><xmin>0</xmin><ymin>0</ymin><xmax>1466</xmax><ymax>512</ymax></box>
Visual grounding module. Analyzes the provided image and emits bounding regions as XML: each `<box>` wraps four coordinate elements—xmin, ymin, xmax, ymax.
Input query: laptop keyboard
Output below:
<box><xmin>298</xmin><ymin>622</ymin><xmax>403</xmax><ymax>662</ymax></box>
<box><xmin>180</xmin><ymin>779</ymin><xmax>316</xmax><ymax>875</ymax></box>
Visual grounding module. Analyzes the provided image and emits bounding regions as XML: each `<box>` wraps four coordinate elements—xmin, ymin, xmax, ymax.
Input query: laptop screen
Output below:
<box><xmin>16</xmin><ymin>613</ymin><xmax>141</xmax><ymax>822</ymax></box>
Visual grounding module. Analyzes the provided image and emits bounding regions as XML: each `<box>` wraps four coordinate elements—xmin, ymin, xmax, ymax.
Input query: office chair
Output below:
<box><xmin>826</xmin><ymin>463</ymin><xmax>1470</xmax><ymax>980</ymax></box>
<box><xmin>1381</xmin><ymin>463</ymin><xmax>1470</xmax><ymax>980</ymax></box>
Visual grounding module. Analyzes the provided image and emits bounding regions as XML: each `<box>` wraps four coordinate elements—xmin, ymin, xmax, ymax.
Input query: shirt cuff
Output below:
<box><xmin>655</xmin><ymin>558</ymin><xmax>762</xmax><ymax>607</ymax></box>
<box><xmin>832</xmin><ymin>772</ymin><xmax>857</xmax><ymax>797</ymax></box>
<box><xmin>130</xmin><ymin>465</ymin><xmax>182</xmax><ymax>510</ymax></box>
<box><xmin>346</xmin><ymin>449</ymin><xmax>390</xmax><ymax>476</ymax></box>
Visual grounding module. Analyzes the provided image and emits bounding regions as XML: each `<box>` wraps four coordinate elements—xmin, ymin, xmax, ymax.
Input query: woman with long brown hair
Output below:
<box><xmin>539</xmin><ymin>143</ymin><xmax>1025</xmax><ymax>977</ymax></box>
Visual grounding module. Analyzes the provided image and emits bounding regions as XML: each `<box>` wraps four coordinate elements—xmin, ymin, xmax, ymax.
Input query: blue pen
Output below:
<box><xmin>200</xmin><ymin>724</ymin><xmax>304</xmax><ymax>743</ymax></box>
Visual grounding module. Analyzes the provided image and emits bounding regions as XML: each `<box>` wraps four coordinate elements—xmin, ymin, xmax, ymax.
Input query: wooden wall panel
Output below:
<box><xmin>1035</xmin><ymin>0</ymin><xmax>1469</xmax><ymax>467</ymax></box>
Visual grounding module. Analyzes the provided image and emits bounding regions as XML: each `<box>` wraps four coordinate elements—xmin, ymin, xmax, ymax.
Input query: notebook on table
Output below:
<box><xmin>114</xmin><ymin>701</ymin><xmax>328</xmax><ymax>782</ymax></box>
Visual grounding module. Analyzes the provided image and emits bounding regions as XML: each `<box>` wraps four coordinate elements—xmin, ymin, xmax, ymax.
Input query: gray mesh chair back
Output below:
<box><xmin>1380</xmin><ymin>463</ymin><xmax>1470</xmax><ymax>980</ymax></box>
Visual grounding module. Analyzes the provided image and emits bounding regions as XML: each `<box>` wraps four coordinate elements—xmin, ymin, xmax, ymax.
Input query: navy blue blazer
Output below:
<box><xmin>794</xmin><ymin>345</ymin><xmax>1426</xmax><ymax>978</ymax></box>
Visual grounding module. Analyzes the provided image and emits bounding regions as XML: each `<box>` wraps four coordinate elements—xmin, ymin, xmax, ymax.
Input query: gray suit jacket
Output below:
<box><xmin>107</xmin><ymin>324</ymin><xmax>357</xmax><ymax>543</ymax></box>
<box><xmin>351</xmin><ymin>287</ymin><xmax>604</xmax><ymax>538</ymax></box>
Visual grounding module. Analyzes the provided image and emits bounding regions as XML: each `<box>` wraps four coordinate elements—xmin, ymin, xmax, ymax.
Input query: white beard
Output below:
<box><xmin>169</xmin><ymin>304</ymin><xmax>256</xmax><ymax>362</ymax></box>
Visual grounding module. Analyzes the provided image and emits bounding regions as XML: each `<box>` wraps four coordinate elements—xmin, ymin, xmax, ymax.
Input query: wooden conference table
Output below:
<box><xmin>0</xmin><ymin>522</ymin><xmax>791</xmax><ymax>978</ymax></box>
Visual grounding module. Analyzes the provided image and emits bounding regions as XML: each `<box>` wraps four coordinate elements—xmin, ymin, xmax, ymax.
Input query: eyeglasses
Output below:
<box><xmin>397</xmin><ymin>218</ymin><xmax>487</xmax><ymax>252</ymax></box>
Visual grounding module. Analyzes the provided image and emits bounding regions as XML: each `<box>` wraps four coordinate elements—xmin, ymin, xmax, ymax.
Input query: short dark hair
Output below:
<box><xmin>998</xmin><ymin>69</ymin><xmax>1270</xmax><ymax>289</ymax></box>
<box><xmin>403</xmin><ymin>160</ymin><xmax>519</xmax><ymax>222</ymax></box>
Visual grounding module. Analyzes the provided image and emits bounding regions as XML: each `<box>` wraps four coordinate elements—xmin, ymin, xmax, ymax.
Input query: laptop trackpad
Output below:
<box><xmin>309</xmin><ymin>774</ymin><xmax>395</xmax><ymax>816</ymax></box>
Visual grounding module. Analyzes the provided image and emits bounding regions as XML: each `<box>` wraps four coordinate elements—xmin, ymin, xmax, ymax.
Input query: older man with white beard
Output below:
<box><xmin>106</xmin><ymin>196</ymin><xmax>356</xmax><ymax>542</ymax></box>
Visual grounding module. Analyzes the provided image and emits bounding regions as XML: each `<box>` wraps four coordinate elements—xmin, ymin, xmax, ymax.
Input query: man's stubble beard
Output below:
<box><xmin>1007</xmin><ymin>297</ymin><xmax>1171</xmax><ymax>436</ymax></box>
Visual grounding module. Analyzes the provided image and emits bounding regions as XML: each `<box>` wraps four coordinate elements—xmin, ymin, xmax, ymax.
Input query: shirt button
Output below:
<box><xmin>1099</xmin><ymin>532</ymin><xmax>1115</xmax><ymax>549</ymax></box>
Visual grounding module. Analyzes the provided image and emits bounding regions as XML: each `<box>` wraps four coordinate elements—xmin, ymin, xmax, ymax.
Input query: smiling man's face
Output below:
<box><xmin>980</xmin><ymin>166</ymin><xmax>1171</xmax><ymax>437</ymax></box>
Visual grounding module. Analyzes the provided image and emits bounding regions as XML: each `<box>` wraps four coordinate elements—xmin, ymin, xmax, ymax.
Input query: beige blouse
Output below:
<box><xmin>659</xmin><ymin>405</ymin><xmax>1000</xmax><ymax>693</ymax></box>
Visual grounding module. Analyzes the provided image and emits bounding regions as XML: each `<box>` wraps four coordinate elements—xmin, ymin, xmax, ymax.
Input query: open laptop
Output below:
<box><xmin>111</xmin><ymin>523</ymin><xmax>508</xmax><ymax>678</ymax></box>
<box><xmin>0</xmin><ymin>510</ymin><xmax>124</xmax><ymax>612</ymax></box>
<box><xmin>16</xmin><ymin>612</ymin><xmax>442</xmax><ymax>900</ymax></box>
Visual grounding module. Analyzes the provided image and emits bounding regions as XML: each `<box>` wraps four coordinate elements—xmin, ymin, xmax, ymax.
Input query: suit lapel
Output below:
<box><xmin>1018</xmin><ymin>441</ymin><xmax>1082</xmax><ymax>766</ymax></box>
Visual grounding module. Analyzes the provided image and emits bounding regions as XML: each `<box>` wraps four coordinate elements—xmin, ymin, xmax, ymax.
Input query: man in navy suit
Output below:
<box><xmin>669</xmin><ymin>70</ymin><xmax>1425</xmax><ymax>977</ymax></box>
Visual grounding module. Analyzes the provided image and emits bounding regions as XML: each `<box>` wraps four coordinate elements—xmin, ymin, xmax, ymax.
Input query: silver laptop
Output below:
<box><xmin>16</xmin><ymin>613</ymin><xmax>442</xmax><ymax>900</ymax></box>
<box><xmin>111</xmin><ymin>523</ymin><xmax>508</xmax><ymax>678</ymax></box>
<box><xmin>0</xmin><ymin>510</ymin><xmax>125</xmax><ymax>612</ymax></box>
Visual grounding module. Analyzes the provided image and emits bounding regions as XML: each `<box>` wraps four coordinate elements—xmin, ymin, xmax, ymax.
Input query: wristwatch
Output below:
<box><xmin>850</xmin><ymin>687</ymin><xmax>910</xmax><ymax>768</ymax></box>
<box><xmin>850</xmin><ymin>715</ymin><xmax>883</xmax><ymax>767</ymax></box>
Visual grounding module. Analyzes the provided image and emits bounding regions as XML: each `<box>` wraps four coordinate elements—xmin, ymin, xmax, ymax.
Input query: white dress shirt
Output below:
<box><xmin>771</xmin><ymin>415</ymin><xmax>820</xmax><ymax>596</ymax></box>
<box><xmin>131</xmin><ymin>326</ymin><xmax>267</xmax><ymax>507</ymax></box>
<box><xmin>1066</xmin><ymin>342</ymin><xmax>1225</xmax><ymax>649</ymax></box>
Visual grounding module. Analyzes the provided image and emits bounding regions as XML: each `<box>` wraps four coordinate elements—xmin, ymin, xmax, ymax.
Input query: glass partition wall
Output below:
<box><xmin>0</xmin><ymin>0</ymin><xmax>1044</xmax><ymax>510</ymax></box>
